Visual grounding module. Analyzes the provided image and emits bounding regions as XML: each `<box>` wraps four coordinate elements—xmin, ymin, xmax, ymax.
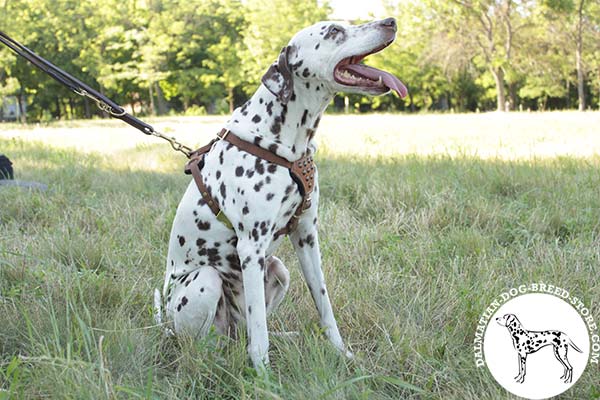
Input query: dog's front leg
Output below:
<box><xmin>238</xmin><ymin>241</ymin><xmax>270</xmax><ymax>370</ymax></box>
<box><xmin>291</xmin><ymin>202</ymin><xmax>352</xmax><ymax>358</ymax></box>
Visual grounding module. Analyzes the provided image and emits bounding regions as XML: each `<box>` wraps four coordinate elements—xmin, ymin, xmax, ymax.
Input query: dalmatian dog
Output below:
<box><xmin>155</xmin><ymin>18</ymin><xmax>407</xmax><ymax>370</ymax></box>
<box><xmin>496</xmin><ymin>314</ymin><xmax>583</xmax><ymax>383</ymax></box>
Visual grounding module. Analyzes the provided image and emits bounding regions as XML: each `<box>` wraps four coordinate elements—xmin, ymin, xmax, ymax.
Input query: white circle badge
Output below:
<box><xmin>483</xmin><ymin>293</ymin><xmax>590</xmax><ymax>399</ymax></box>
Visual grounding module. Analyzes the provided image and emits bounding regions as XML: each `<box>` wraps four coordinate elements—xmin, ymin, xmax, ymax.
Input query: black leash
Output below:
<box><xmin>0</xmin><ymin>30</ymin><xmax>193</xmax><ymax>158</ymax></box>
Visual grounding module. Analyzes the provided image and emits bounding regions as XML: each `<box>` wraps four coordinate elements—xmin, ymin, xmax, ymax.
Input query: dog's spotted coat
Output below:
<box><xmin>158</xmin><ymin>18</ymin><xmax>400</xmax><ymax>370</ymax></box>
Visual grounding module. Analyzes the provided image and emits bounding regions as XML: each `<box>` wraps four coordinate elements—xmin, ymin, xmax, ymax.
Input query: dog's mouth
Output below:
<box><xmin>333</xmin><ymin>41</ymin><xmax>408</xmax><ymax>98</ymax></box>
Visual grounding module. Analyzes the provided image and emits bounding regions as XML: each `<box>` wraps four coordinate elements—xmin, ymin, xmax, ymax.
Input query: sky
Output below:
<box><xmin>328</xmin><ymin>0</ymin><xmax>387</xmax><ymax>21</ymax></box>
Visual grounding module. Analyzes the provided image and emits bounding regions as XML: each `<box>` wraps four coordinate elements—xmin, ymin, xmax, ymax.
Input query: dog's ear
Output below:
<box><xmin>261</xmin><ymin>45</ymin><xmax>295</xmax><ymax>104</ymax></box>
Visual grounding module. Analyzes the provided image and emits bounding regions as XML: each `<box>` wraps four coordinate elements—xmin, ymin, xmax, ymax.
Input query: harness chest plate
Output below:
<box><xmin>184</xmin><ymin>130</ymin><xmax>315</xmax><ymax>236</ymax></box>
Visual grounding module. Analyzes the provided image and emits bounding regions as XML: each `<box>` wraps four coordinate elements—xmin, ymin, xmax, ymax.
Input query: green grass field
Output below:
<box><xmin>1</xmin><ymin>113</ymin><xmax>599</xmax><ymax>399</ymax></box>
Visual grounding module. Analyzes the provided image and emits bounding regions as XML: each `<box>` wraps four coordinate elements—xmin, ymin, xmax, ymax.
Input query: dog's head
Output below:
<box><xmin>496</xmin><ymin>313</ymin><xmax>520</xmax><ymax>328</ymax></box>
<box><xmin>261</xmin><ymin>18</ymin><xmax>408</xmax><ymax>104</ymax></box>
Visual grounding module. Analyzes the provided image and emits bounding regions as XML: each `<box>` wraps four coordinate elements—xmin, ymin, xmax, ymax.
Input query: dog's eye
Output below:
<box><xmin>329</xmin><ymin>25</ymin><xmax>343</xmax><ymax>34</ymax></box>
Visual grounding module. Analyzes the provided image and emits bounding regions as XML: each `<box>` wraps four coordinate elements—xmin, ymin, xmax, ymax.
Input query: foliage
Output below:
<box><xmin>0</xmin><ymin>0</ymin><xmax>599</xmax><ymax>121</ymax></box>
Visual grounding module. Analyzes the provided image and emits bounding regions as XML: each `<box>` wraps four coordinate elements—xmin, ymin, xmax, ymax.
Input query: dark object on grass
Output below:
<box><xmin>0</xmin><ymin>154</ymin><xmax>48</xmax><ymax>191</ymax></box>
<box><xmin>0</xmin><ymin>154</ymin><xmax>14</xmax><ymax>180</ymax></box>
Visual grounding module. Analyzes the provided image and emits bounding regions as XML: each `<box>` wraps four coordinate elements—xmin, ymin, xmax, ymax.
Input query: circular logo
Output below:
<box><xmin>483</xmin><ymin>293</ymin><xmax>590</xmax><ymax>399</ymax></box>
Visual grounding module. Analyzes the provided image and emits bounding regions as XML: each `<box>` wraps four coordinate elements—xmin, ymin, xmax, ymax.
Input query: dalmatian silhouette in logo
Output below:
<box><xmin>496</xmin><ymin>313</ymin><xmax>583</xmax><ymax>384</ymax></box>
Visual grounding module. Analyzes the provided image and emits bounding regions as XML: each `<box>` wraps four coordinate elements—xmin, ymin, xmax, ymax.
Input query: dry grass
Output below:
<box><xmin>1</xmin><ymin>112</ymin><xmax>599</xmax><ymax>399</ymax></box>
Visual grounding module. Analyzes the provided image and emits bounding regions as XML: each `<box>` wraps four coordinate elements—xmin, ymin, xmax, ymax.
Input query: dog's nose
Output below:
<box><xmin>380</xmin><ymin>18</ymin><xmax>397</xmax><ymax>31</ymax></box>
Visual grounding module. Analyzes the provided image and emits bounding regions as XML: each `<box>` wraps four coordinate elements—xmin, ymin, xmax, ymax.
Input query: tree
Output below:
<box><xmin>439</xmin><ymin>1</ymin><xmax>534</xmax><ymax>111</ymax></box>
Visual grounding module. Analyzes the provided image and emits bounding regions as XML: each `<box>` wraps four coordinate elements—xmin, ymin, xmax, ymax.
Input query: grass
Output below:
<box><xmin>1</xmin><ymin>112</ymin><xmax>599</xmax><ymax>399</ymax></box>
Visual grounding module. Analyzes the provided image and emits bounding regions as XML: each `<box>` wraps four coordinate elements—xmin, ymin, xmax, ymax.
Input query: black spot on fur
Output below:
<box><xmin>219</xmin><ymin>151</ymin><xmax>224</xmax><ymax>165</ymax></box>
<box><xmin>245</xmin><ymin>169</ymin><xmax>255</xmax><ymax>178</ymax></box>
<box><xmin>267</xmin><ymin>164</ymin><xmax>277</xmax><ymax>174</ymax></box>
<box><xmin>235</xmin><ymin>166</ymin><xmax>244</xmax><ymax>177</ymax></box>
<box><xmin>290</xmin><ymin>59</ymin><xmax>303</xmax><ymax>70</ymax></box>
<box><xmin>281</xmin><ymin>105</ymin><xmax>288</xmax><ymax>124</ymax></box>
<box><xmin>321</xmin><ymin>288</ymin><xmax>326</xmax><ymax>295</ymax></box>
<box><xmin>242</xmin><ymin>255</ymin><xmax>251</xmax><ymax>269</ymax></box>
<box><xmin>219</xmin><ymin>182</ymin><xmax>226</xmax><ymax>199</ymax></box>
<box><xmin>301</xmin><ymin>110</ymin><xmax>308</xmax><ymax>126</ymax></box>
<box><xmin>196</xmin><ymin>238</ymin><xmax>206</xmax><ymax>247</ymax></box>
<box><xmin>178</xmin><ymin>236</ymin><xmax>185</xmax><ymax>246</ymax></box>
<box><xmin>315</xmin><ymin>43</ymin><xmax>320</xmax><ymax>50</ymax></box>
<box><xmin>305</xmin><ymin>82</ymin><xmax>310</xmax><ymax>89</ymax></box>
<box><xmin>266</xmin><ymin>193</ymin><xmax>274</xmax><ymax>201</ymax></box>
<box><xmin>302</xmin><ymin>68</ymin><xmax>310</xmax><ymax>78</ymax></box>
<box><xmin>252</xmin><ymin>114</ymin><xmax>261</xmax><ymax>123</ymax></box>
<box><xmin>313</xmin><ymin>116</ymin><xmax>321</xmax><ymax>128</ymax></box>
<box><xmin>255</xmin><ymin>158</ymin><xmax>265</xmax><ymax>175</ymax></box>
<box><xmin>197</xmin><ymin>221</ymin><xmax>211</xmax><ymax>230</ymax></box>
<box><xmin>238</xmin><ymin>222</ymin><xmax>244</xmax><ymax>231</ymax></box>
<box><xmin>226</xmin><ymin>253</ymin><xmax>241</xmax><ymax>270</ymax></box>
<box><xmin>266</xmin><ymin>101</ymin><xmax>273</xmax><ymax>116</ymax></box>
<box><xmin>242</xmin><ymin>205</ymin><xmax>249</xmax><ymax>215</ymax></box>
<box><xmin>271</xmin><ymin>117</ymin><xmax>282</xmax><ymax>135</ymax></box>
<box><xmin>254</xmin><ymin>181</ymin><xmax>264</xmax><ymax>192</ymax></box>
<box><xmin>216</xmin><ymin>170</ymin><xmax>221</xmax><ymax>179</ymax></box>
<box><xmin>268</xmin><ymin>144</ymin><xmax>278</xmax><ymax>153</ymax></box>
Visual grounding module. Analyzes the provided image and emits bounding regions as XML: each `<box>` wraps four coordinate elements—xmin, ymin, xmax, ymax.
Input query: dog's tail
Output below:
<box><xmin>154</xmin><ymin>288</ymin><xmax>175</xmax><ymax>336</ymax></box>
<box><xmin>569</xmin><ymin>337</ymin><xmax>583</xmax><ymax>353</ymax></box>
<box><xmin>153</xmin><ymin>288</ymin><xmax>163</xmax><ymax>326</ymax></box>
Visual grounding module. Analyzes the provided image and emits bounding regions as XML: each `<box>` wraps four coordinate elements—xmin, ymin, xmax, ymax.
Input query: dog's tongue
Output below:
<box><xmin>344</xmin><ymin>64</ymin><xmax>408</xmax><ymax>98</ymax></box>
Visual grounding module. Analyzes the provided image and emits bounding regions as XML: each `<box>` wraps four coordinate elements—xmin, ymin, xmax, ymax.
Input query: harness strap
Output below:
<box><xmin>185</xmin><ymin>129</ymin><xmax>316</xmax><ymax>237</ymax></box>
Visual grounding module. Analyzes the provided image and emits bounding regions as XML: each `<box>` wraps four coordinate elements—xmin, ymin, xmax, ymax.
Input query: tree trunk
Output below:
<box><xmin>148</xmin><ymin>82</ymin><xmax>156</xmax><ymax>116</ymax></box>
<box><xmin>228</xmin><ymin>87</ymin><xmax>234</xmax><ymax>114</ymax></box>
<box><xmin>509</xmin><ymin>83</ymin><xmax>517</xmax><ymax>111</ymax></box>
<box><xmin>69</xmin><ymin>97</ymin><xmax>75</xmax><ymax>119</ymax></box>
<box><xmin>55</xmin><ymin>97</ymin><xmax>61</xmax><ymax>119</ymax></box>
<box><xmin>156</xmin><ymin>83</ymin><xmax>168</xmax><ymax>115</ymax></box>
<box><xmin>576</xmin><ymin>0</ymin><xmax>586</xmax><ymax>111</ymax></box>
<box><xmin>491</xmin><ymin>67</ymin><xmax>506</xmax><ymax>112</ymax></box>
<box><xmin>84</xmin><ymin>97</ymin><xmax>91</xmax><ymax>119</ymax></box>
<box><xmin>17</xmin><ymin>90</ymin><xmax>26</xmax><ymax>124</ymax></box>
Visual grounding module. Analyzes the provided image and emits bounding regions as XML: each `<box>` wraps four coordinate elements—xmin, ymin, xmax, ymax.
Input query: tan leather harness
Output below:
<box><xmin>184</xmin><ymin>129</ymin><xmax>315</xmax><ymax>238</ymax></box>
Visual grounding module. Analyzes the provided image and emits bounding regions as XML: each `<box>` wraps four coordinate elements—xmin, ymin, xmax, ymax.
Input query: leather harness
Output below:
<box><xmin>184</xmin><ymin>129</ymin><xmax>316</xmax><ymax>238</ymax></box>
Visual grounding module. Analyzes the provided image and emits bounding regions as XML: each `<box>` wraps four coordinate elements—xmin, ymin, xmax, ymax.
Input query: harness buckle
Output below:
<box><xmin>216</xmin><ymin>210</ymin><xmax>234</xmax><ymax>230</ymax></box>
<box><xmin>219</xmin><ymin>129</ymin><xmax>230</xmax><ymax>141</ymax></box>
